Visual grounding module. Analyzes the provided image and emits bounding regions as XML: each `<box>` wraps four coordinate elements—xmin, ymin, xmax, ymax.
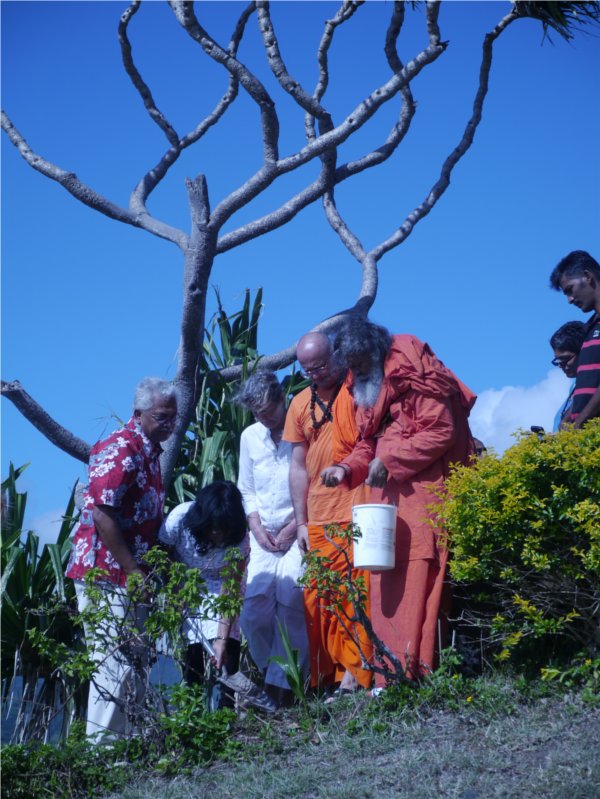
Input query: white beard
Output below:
<box><xmin>352</xmin><ymin>367</ymin><xmax>383</xmax><ymax>408</ymax></box>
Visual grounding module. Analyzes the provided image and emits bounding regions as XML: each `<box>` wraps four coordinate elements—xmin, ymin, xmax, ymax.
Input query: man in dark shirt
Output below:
<box><xmin>550</xmin><ymin>250</ymin><xmax>600</xmax><ymax>428</ymax></box>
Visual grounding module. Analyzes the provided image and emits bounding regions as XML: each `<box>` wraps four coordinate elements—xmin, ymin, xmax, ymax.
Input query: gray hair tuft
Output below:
<box><xmin>133</xmin><ymin>377</ymin><xmax>178</xmax><ymax>411</ymax></box>
<box><xmin>235</xmin><ymin>370</ymin><xmax>283</xmax><ymax>411</ymax></box>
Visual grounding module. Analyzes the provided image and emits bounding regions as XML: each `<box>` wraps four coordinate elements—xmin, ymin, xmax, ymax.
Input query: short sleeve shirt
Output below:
<box><xmin>158</xmin><ymin>501</ymin><xmax>250</xmax><ymax>593</ymax></box>
<box><xmin>571</xmin><ymin>314</ymin><xmax>600</xmax><ymax>420</ymax></box>
<box><xmin>66</xmin><ymin>417</ymin><xmax>164</xmax><ymax>587</ymax></box>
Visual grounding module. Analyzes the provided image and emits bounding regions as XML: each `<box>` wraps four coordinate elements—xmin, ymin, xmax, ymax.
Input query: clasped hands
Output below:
<box><xmin>320</xmin><ymin>457</ymin><xmax>388</xmax><ymax>488</ymax></box>
<box><xmin>253</xmin><ymin>520</ymin><xmax>297</xmax><ymax>553</ymax></box>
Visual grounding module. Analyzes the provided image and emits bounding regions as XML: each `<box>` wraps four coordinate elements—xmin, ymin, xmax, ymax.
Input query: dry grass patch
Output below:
<box><xmin>113</xmin><ymin>692</ymin><xmax>599</xmax><ymax>799</ymax></box>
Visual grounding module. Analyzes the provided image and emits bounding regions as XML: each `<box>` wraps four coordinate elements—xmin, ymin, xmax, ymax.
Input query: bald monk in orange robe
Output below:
<box><xmin>284</xmin><ymin>332</ymin><xmax>372</xmax><ymax>694</ymax></box>
<box><xmin>322</xmin><ymin>320</ymin><xmax>476</xmax><ymax>685</ymax></box>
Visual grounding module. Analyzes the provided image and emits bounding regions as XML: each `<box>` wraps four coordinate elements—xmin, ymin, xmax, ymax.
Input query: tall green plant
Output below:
<box><xmin>168</xmin><ymin>289</ymin><xmax>261</xmax><ymax>507</ymax></box>
<box><xmin>168</xmin><ymin>288</ymin><xmax>307</xmax><ymax>507</ymax></box>
<box><xmin>1</xmin><ymin>464</ymin><xmax>84</xmax><ymax>742</ymax></box>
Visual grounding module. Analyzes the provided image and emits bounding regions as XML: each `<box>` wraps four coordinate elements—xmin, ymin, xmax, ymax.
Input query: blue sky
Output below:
<box><xmin>2</xmin><ymin>1</ymin><xmax>599</xmax><ymax>543</ymax></box>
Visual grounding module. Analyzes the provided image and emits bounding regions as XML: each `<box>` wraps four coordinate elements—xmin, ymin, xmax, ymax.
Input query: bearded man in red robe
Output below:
<box><xmin>322</xmin><ymin>318</ymin><xmax>476</xmax><ymax>683</ymax></box>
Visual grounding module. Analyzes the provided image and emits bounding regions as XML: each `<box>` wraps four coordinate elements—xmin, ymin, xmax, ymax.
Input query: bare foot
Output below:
<box><xmin>339</xmin><ymin>672</ymin><xmax>359</xmax><ymax>692</ymax></box>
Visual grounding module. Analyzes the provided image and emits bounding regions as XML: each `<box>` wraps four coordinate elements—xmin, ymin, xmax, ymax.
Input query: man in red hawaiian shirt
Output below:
<box><xmin>66</xmin><ymin>377</ymin><xmax>177</xmax><ymax>738</ymax></box>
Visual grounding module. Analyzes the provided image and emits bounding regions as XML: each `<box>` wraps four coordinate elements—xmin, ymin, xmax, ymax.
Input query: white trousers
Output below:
<box><xmin>74</xmin><ymin>581</ymin><xmax>150</xmax><ymax>739</ymax></box>
<box><xmin>240</xmin><ymin>541</ymin><xmax>309</xmax><ymax>689</ymax></box>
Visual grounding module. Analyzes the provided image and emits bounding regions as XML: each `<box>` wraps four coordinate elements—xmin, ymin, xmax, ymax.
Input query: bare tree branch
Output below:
<box><xmin>276</xmin><ymin>14</ymin><xmax>446</xmax><ymax>176</ymax></box>
<box><xmin>168</xmin><ymin>0</ymin><xmax>279</xmax><ymax>165</ymax></box>
<box><xmin>370</xmin><ymin>5</ymin><xmax>518</xmax><ymax>262</ymax></box>
<box><xmin>118</xmin><ymin>1</ymin><xmax>180</xmax><ymax>146</ymax></box>
<box><xmin>215</xmin><ymin>170</ymin><xmax>333</xmax><ymax>254</ymax></box>
<box><xmin>322</xmin><ymin>190</ymin><xmax>368</xmax><ymax>265</ymax></box>
<box><xmin>305</xmin><ymin>1</ymin><xmax>364</xmax><ymax>143</ymax></box>
<box><xmin>1</xmin><ymin>381</ymin><xmax>91</xmax><ymax>464</ymax></box>
<box><xmin>214</xmin><ymin>1</ymin><xmax>421</xmax><ymax>255</ymax></box>
<box><xmin>256</xmin><ymin>2</ymin><xmax>332</xmax><ymax>123</ymax></box>
<box><xmin>0</xmin><ymin>111</ymin><xmax>188</xmax><ymax>249</ymax></box>
<box><xmin>217</xmin><ymin>305</ymin><xmax>373</xmax><ymax>383</ymax></box>
<box><xmin>179</xmin><ymin>2</ymin><xmax>256</xmax><ymax>149</ymax></box>
<box><xmin>257</xmin><ymin>0</ymin><xmax>340</xmax><ymax>218</ymax></box>
<box><xmin>129</xmin><ymin>3</ymin><xmax>256</xmax><ymax>214</ymax></box>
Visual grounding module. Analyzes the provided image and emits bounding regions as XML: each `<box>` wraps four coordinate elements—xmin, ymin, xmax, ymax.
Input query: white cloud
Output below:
<box><xmin>470</xmin><ymin>369</ymin><xmax>571</xmax><ymax>455</ymax></box>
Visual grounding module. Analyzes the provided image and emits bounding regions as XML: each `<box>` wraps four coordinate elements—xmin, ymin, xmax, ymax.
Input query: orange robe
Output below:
<box><xmin>340</xmin><ymin>335</ymin><xmax>476</xmax><ymax>683</ymax></box>
<box><xmin>284</xmin><ymin>384</ymin><xmax>372</xmax><ymax>689</ymax></box>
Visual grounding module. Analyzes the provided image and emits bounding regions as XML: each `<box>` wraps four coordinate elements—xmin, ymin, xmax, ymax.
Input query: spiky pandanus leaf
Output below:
<box><xmin>515</xmin><ymin>1</ymin><xmax>600</xmax><ymax>40</ymax></box>
<box><xmin>1</xmin><ymin>468</ymin><xmax>83</xmax><ymax>741</ymax></box>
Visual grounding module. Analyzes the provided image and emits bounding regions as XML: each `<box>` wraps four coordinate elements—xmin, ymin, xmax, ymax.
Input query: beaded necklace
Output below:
<box><xmin>310</xmin><ymin>383</ymin><xmax>341</xmax><ymax>430</ymax></box>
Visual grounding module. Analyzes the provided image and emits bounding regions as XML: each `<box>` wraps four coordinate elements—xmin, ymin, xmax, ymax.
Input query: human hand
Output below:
<box><xmin>252</xmin><ymin>525</ymin><xmax>279</xmax><ymax>553</ymax></box>
<box><xmin>125</xmin><ymin>568</ymin><xmax>152</xmax><ymax>603</ymax></box>
<box><xmin>211</xmin><ymin>637</ymin><xmax>228</xmax><ymax>670</ymax></box>
<box><xmin>320</xmin><ymin>465</ymin><xmax>346</xmax><ymax>487</ymax></box>
<box><xmin>296</xmin><ymin>523</ymin><xmax>310</xmax><ymax>553</ymax></box>
<box><xmin>276</xmin><ymin>521</ymin><xmax>297</xmax><ymax>552</ymax></box>
<box><xmin>366</xmin><ymin>457</ymin><xmax>388</xmax><ymax>488</ymax></box>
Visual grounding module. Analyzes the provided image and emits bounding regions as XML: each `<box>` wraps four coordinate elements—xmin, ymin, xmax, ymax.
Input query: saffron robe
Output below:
<box><xmin>284</xmin><ymin>383</ymin><xmax>372</xmax><ymax>689</ymax></box>
<box><xmin>339</xmin><ymin>335</ymin><xmax>476</xmax><ymax>682</ymax></box>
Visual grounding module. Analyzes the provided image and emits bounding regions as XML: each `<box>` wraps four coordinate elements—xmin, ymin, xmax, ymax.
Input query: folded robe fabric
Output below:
<box><xmin>284</xmin><ymin>383</ymin><xmax>372</xmax><ymax>689</ymax></box>
<box><xmin>339</xmin><ymin>335</ymin><xmax>476</xmax><ymax>682</ymax></box>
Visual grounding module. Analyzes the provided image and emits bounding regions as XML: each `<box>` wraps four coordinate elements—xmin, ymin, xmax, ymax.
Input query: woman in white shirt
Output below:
<box><xmin>158</xmin><ymin>481</ymin><xmax>249</xmax><ymax>707</ymax></box>
<box><xmin>236</xmin><ymin>371</ymin><xmax>309</xmax><ymax>706</ymax></box>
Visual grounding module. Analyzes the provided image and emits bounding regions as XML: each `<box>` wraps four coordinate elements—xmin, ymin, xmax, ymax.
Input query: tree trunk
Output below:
<box><xmin>161</xmin><ymin>175</ymin><xmax>216</xmax><ymax>486</ymax></box>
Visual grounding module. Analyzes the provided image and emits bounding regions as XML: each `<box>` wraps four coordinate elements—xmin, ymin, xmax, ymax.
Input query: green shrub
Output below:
<box><xmin>0</xmin><ymin>724</ymin><xmax>128</xmax><ymax>799</ymax></box>
<box><xmin>155</xmin><ymin>683</ymin><xmax>241</xmax><ymax>773</ymax></box>
<box><xmin>433</xmin><ymin>421</ymin><xmax>600</xmax><ymax>670</ymax></box>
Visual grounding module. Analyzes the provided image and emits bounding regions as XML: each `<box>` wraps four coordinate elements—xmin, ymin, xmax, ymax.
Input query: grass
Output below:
<box><xmin>107</xmin><ymin>677</ymin><xmax>600</xmax><ymax>799</ymax></box>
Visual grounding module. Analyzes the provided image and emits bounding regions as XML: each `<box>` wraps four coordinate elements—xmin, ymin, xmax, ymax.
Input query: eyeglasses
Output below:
<box><xmin>551</xmin><ymin>354</ymin><xmax>575</xmax><ymax>368</ymax></box>
<box><xmin>301</xmin><ymin>362</ymin><xmax>329</xmax><ymax>376</ymax></box>
<box><xmin>147</xmin><ymin>413</ymin><xmax>177</xmax><ymax>426</ymax></box>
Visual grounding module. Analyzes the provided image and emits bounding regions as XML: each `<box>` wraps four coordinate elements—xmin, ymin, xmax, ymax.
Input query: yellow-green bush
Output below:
<box><xmin>433</xmin><ymin>421</ymin><xmax>600</xmax><ymax>668</ymax></box>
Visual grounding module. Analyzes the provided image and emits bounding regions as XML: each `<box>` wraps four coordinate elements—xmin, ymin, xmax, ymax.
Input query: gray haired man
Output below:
<box><xmin>66</xmin><ymin>377</ymin><xmax>177</xmax><ymax>738</ymax></box>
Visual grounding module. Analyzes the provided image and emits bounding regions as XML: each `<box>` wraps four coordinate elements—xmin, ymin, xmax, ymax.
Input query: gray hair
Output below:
<box><xmin>235</xmin><ymin>370</ymin><xmax>283</xmax><ymax>412</ymax></box>
<box><xmin>133</xmin><ymin>377</ymin><xmax>178</xmax><ymax>411</ymax></box>
<box><xmin>333</xmin><ymin>318</ymin><xmax>392</xmax><ymax>370</ymax></box>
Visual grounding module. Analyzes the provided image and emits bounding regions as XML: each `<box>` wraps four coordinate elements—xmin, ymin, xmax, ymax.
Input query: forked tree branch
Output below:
<box><xmin>168</xmin><ymin>0</ymin><xmax>280</xmax><ymax>166</ymax></box>
<box><xmin>213</xmin><ymin>0</ymin><xmax>431</xmax><ymax>252</ymax></box>
<box><xmin>0</xmin><ymin>111</ymin><xmax>188</xmax><ymax>249</ymax></box>
<box><xmin>127</xmin><ymin>2</ymin><xmax>256</xmax><ymax>214</ymax></box>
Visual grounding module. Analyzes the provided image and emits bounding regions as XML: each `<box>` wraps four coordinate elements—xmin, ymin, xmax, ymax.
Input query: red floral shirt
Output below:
<box><xmin>66</xmin><ymin>417</ymin><xmax>165</xmax><ymax>587</ymax></box>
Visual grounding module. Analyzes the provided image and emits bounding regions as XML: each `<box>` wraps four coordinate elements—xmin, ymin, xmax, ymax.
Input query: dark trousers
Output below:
<box><xmin>183</xmin><ymin>639</ymin><xmax>241</xmax><ymax>710</ymax></box>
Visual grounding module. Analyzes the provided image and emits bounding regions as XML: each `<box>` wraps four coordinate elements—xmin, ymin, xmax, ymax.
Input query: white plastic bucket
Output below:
<box><xmin>352</xmin><ymin>503</ymin><xmax>396</xmax><ymax>570</ymax></box>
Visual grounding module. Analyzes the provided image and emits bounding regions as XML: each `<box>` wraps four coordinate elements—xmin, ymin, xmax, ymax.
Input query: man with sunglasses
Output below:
<box><xmin>66</xmin><ymin>377</ymin><xmax>178</xmax><ymax>738</ymax></box>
